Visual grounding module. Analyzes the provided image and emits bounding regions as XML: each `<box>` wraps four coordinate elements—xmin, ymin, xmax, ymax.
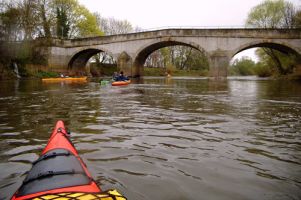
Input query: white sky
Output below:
<box><xmin>78</xmin><ymin>0</ymin><xmax>300</xmax><ymax>61</ymax></box>
<box><xmin>78</xmin><ymin>0</ymin><xmax>300</xmax><ymax>29</ymax></box>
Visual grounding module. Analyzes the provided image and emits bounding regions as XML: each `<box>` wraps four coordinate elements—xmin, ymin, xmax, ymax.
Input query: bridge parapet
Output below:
<box><xmin>43</xmin><ymin>28</ymin><xmax>301</xmax><ymax>48</ymax></box>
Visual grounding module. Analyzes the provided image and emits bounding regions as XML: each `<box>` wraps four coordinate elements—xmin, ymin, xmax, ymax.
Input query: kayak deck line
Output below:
<box><xmin>32</xmin><ymin>150</ymin><xmax>71</xmax><ymax>165</ymax></box>
<box><xmin>11</xmin><ymin>120</ymin><xmax>126</xmax><ymax>200</ymax></box>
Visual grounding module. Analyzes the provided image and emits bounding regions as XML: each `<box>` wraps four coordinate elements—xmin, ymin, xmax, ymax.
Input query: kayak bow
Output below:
<box><xmin>11</xmin><ymin>120</ymin><xmax>126</xmax><ymax>200</ymax></box>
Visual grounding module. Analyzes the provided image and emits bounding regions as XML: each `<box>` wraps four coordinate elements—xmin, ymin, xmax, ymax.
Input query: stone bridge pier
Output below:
<box><xmin>117</xmin><ymin>52</ymin><xmax>133</xmax><ymax>77</ymax></box>
<box><xmin>208</xmin><ymin>50</ymin><xmax>231</xmax><ymax>77</ymax></box>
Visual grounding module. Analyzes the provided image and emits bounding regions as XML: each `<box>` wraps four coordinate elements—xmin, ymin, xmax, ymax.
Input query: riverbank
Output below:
<box><xmin>1</xmin><ymin>62</ymin><xmax>300</xmax><ymax>80</ymax></box>
<box><xmin>0</xmin><ymin>63</ymin><xmax>15</xmax><ymax>80</ymax></box>
<box><xmin>0</xmin><ymin>62</ymin><xmax>47</xmax><ymax>80</ymax></box>
<box><xmin>143</xmin><ymin>67</ymin><xmax>209</xmax><ymax>77</ymax></box>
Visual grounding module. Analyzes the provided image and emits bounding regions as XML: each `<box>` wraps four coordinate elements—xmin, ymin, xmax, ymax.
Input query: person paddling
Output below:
<box><xmin>115</xmin><ymin>71</ymin><xmax>129</xmax><ymax>81</ymax></box>
<box><xmin>112</xmin><ymin>71</ymin><xmax>118</xmax><ymax>81</ymax></box>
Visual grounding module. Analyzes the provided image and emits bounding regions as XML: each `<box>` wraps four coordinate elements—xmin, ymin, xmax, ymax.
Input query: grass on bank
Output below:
<box><xmin>36</xmin><ymin>71</ymin><xmax>60</xmax><ymax>78</ymax></box>
<box><xmin>143</xmin><ymin>67</ymin><xmax>209</xmax><ymax>77</ymax></box>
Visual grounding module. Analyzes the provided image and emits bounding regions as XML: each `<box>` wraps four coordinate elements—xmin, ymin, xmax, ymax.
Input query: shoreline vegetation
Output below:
<box><xmin>1</xmin><ymin>62</ymin><xmax>300</xmax><ymax>81</ymax></box>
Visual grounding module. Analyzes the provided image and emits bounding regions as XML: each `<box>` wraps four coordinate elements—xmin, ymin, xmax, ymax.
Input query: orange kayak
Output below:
<box><xmin>112</xmin><ymin>80</ymin><xmax>131</xmax><ymax>86</ymax></box>
<box><xmin>42</xmin><ymin>77</ymin><xmax>88</xmax><ymax>82</ymax></box>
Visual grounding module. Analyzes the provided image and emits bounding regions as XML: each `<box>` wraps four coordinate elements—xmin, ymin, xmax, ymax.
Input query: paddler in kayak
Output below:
<box><xmin>114</xmin><ymin>71</ymin><xmax>129</xmax><ymax>81</ymax></box>
<box><xmin>112</xmin><ymin>71</ymin><xmax>118</xmax><ymax>80</ymax></box>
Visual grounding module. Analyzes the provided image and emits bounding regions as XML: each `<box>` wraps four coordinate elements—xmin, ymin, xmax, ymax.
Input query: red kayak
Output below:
<box><xmin>111</xmin><ymin>80</ymin><xmax>131</xmax><ymax>86</ymax></box>
<box><xmin>11</xmin><ymin>120</ymin><xmax>126</xmax><ymax>200</ymax></box>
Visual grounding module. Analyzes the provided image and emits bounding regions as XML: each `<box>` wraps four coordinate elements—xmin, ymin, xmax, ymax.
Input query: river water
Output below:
<box><xmin>0</xmin><ymin>77</ymin><xmax>300</xmax><ymax>200</ymax></box>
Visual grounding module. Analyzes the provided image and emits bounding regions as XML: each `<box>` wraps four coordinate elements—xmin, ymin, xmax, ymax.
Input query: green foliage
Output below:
<box><xmin>144</xmin><ymin>67</ymin><xmax>165</xmax><ymax>76</ymax></box>
<box><xmin>0</xmin><ymin>0</ymin><xmax>103</xmax><ymax>40</ymax></box>
<box><xmin>36</xmin><ymin>71</ymin><xmax>59</xmax><ymax>78</ymax></box>
<box><xmin>185</xmin><ymin>50</ymin><xmax>209</xmax><ymax>71</ymax></box>
<box><xmin>229</xmin><ymin>56</ymin><xmax>274</xmax><ymax>77</ymax></box>
<box><xmin>255</xmin><ymin>48</ymin><xmax>297</xmax><ymax>75</ymax></box>
<box><xmin>38</xmin><ymin>0</ymin><xmax>53</xmax><ymax>38</ymax></box>
<box><xmin>16</xmin><ymin>43</ymin><xmax>32</xmax><ymax>62</ymax></box>
<box><xmin>53</xmin><ymin>0</ymin><xmax>103</xmax><ymax>38</ymax></box>
<box><xmin>275</xmin><ymin>52</ymin><xmax>297</xmax><ymax>74</ymax></box>
<box><xmin>76</xmin><ymin>6</ymin><xmax>103</xmax><ymax>37</ymax></box>
<box><xmin>246</xmin><ymin>0</ymin><xmax>296</xmax><ymax>28</ymax></box>
<box><xmin>145</xmin><ymin>46</ymin><xmax>209</xmax><ymax>74</ymax></box>
<box><xmin>253</xmin><ymin>62</ymin><xmax>273</xmax><ymax>77</ymax></box>
<box><xmin>294</xmin><ymin>10</ymin><xmax>301</xmax><ymax>27</ymax></box>
<box><xmin>160</xmin><ymin>47</ymin><xmax>171</xmax><ymax>67</ymax></box>
<box><xmin>144</xmin><ymin>67</ymin><xmax>208</xmax><ymax>77</ymax></box>
<box><xmin>56</xmin><ymin>7</ymin><xmax>69</xmax><ymax>38</ymax></box>
<box><xmin>0</xmin><ymin>7</ymin><xmax>21</xmax><ymax>41</ymax></box>
<box><xmin>166</xmin><ymin>64</ymin><xmax>176</xmax><ymax>74</ymax></box>
<box><xmin>19</xmin><ymin>0</ymin><xmax>40</xmax><ymax>40</ymax></box>
<box><xmin>12</xmin><ymin>41</ymin><xmax>47</xmax><ymax>66</ymax></box>
<box><xmin>229</xmin><ymin>57</ymin><xmax>256</xmax><ymax>76</ymax></box>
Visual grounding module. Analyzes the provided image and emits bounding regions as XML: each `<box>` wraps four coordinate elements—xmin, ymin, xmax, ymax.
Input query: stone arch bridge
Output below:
<box><xmin>42</xmin><ymin>28</ymin><xmax>301</xmax><ymax>77</ymax></box>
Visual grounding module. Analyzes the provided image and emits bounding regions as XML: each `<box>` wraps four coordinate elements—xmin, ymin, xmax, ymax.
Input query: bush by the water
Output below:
<box><xmin>229</xmin><ymin>57</ymin><xmax>256</xmax><ymax>76</ymax></box>
<box><xmin>36</xmin><ymin>71</ymin><xmax>59</xmax><ymax>78</ymax></box>
<box><xmin>229</xmin><ymin>57</ymin><xmax>275</xmax><ymax>77</ymax></box>
<box><xmin>144</xmin><ymin>67</ymin><xmax>208</xmax><ymax>76</ymax></box>
<box><xmin>253</xmin><ymin>63</ymin><xmax>273</xmax><ymax>77</ymax></box>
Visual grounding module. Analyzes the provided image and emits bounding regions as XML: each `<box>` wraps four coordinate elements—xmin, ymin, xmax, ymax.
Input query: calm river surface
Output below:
<box><xmin>0</xmin><ymin>77</ymin><xmax>300</xmax><ymax>200</ymax></box>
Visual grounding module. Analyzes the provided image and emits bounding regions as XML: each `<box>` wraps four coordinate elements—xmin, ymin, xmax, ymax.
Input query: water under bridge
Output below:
<box><xmin>37</xmin><ymin>28</ymin><xmax>301</xmax><ymax>77</ymax></box>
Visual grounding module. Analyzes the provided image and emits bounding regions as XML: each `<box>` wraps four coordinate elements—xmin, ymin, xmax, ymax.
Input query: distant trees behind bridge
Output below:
<box><xmin>0</xmin><ymin>0</ymin><xmax>300</xmax><ymax>78</ymax></box>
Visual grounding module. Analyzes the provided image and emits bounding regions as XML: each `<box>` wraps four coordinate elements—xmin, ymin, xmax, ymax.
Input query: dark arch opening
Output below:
<box><xmin>133</xmin><ymin>41</ymin><xmax>208</xmax><ymax>77</ymax></box>
<box><xmin>68</xmin><ymin>49</ymin><xmax>116</xmax><ymax>76</ymax></box>
<box><xmin>234</xmin><ymin>42</ymin><xmax>300</xmax><ymax>57</ymax></box>
<box><xmin>231</xmin><ymin>42</ymin><xmax>301</xmax><ymax>77</ymax></box>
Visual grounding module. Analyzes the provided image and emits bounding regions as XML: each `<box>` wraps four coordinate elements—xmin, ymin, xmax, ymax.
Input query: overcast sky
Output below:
<box><xmin>78</xmin><ymin>0</ymin><xmax>300</xmax><ymax>29</ymax></box>
<box><xmin>78</xmin><ymin>0</ymin><xmax>300</xmax><ymax>60</ymax></box>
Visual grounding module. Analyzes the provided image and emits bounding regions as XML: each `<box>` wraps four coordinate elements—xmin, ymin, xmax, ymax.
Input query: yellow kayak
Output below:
<box><xmin>42</xmin><ymin>77</ymin><xmax>88</xmax><ymax>82</ymax></box>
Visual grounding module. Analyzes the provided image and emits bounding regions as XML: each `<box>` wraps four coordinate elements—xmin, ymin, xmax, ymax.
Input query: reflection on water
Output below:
<box><xmin>0</xmin><ymin>77</ymin><xmax>301</xmax><ymax>200</ymax></box>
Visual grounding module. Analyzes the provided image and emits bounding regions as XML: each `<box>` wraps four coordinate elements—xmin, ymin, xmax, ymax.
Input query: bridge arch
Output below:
<box><xmin>132</xmin><ymin>39</ymin><xmax>209</xmax><ymax>77</ymax></box>
<box><xmin>68</xmin><ymin>47</ymin><xmax>115</xmax><ymax>75</ymax></box>
<box><xmin>232</xmin><ymin>40</ymin><xmax>301</xmax><ymax>59</ymax></box>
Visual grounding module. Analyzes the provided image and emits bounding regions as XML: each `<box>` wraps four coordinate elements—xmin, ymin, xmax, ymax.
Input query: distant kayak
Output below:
<box><xmin>42</xmin><ymin>77</ymin><xmax>88</xmax><ymax>82</ymax></box>
<box><xmin>100</xmin><ymin>80</ymin><xmax>110</xmax><ymax>86</ymax></box>
<box><xmin>112</xmin><ymin>80</ymin><xmax>131</xmax><ymax>86</ymax></box>
<box><xmin>11</xmin><ymin>120</ymin><xmax>126</xmax><ymax>200</ymax></box>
